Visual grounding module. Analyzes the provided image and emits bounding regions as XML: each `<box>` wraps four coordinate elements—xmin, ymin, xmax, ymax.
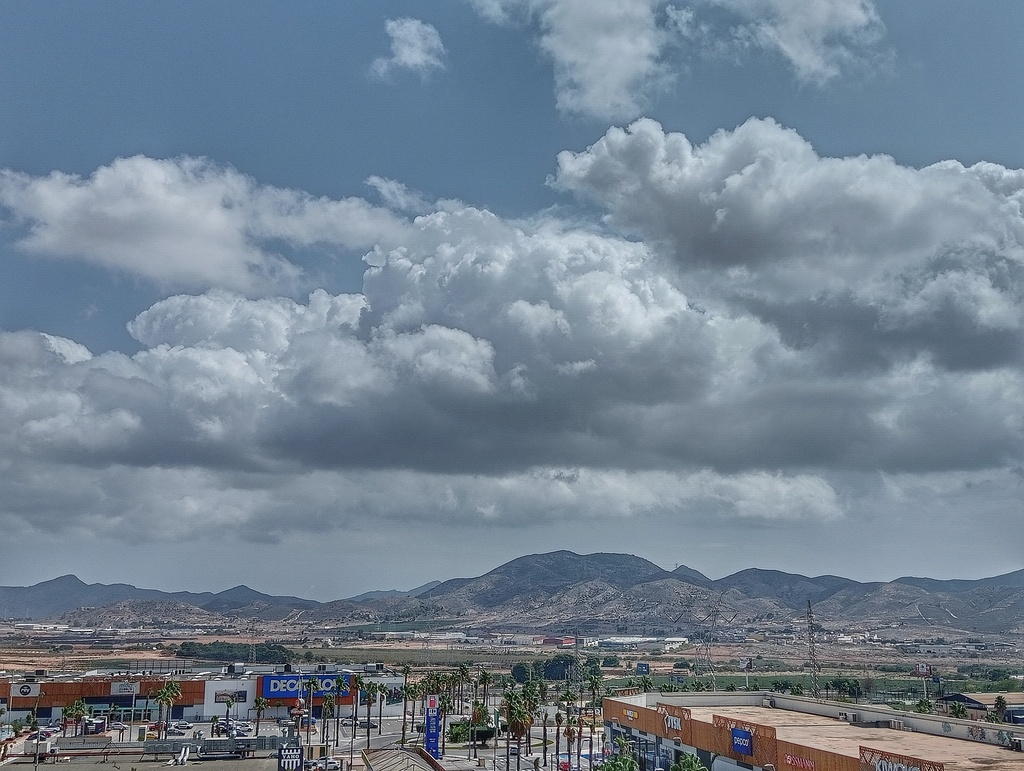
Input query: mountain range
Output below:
<box><xmin>2</xmin><ymin>552</ymin><xmax>1023</xmax><ymax>636</ymax></box>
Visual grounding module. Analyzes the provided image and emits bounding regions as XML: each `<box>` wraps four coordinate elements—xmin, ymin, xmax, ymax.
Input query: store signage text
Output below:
<box><xmin>731</xmin><ymin>728</ymin><xmax>753</xmax><ymax>756</ymax></box>
<box><xmin>261</xmin><ymin>674</ymin><xmax>350</xmax><ymax>698</ymax></box>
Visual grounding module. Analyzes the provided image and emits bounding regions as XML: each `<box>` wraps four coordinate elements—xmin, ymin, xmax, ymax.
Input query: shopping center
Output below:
<box><xmin>603</xmin><ymin>690</ymin><xmax>1024</xmax><ymax>771</ymax></box>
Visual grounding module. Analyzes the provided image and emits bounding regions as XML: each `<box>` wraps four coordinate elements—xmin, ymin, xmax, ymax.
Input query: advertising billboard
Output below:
<box><xmin>110</xmin><ymin>682</ymin><xmax>140</xmax><ymax>696</ymax></box>
<box><xmin>261</xmin><ymin>674</ymin><xmax>350</xmax><ymax>699</ymax></box>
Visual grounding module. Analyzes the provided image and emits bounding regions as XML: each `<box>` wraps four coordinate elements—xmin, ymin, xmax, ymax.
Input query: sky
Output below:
<box><xmin>1</xmin><ymin>1</ymin><xmax>1024</xmax><ymax>601</ymax></box>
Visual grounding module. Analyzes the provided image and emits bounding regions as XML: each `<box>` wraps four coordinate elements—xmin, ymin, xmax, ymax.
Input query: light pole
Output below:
<box><xmin>33</xmin><ymin>691</ymin><xmax>45</xmax><ymax>771</ymax></box>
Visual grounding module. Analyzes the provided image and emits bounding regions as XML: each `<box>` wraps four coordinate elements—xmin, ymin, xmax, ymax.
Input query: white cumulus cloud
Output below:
<box><xmin>370</xmin><ymin>18</ymin><xmax>447</xmax><ymax>80</ymax></box>
<box><xmin>0</xmin><ymin>156</ymin><xmax>407</xmax><ymax>294</ymax></box>
<box><xmin>469</xmin><ymin>0</ymin><xmax>885</xmax><ymax>119</ymax></box>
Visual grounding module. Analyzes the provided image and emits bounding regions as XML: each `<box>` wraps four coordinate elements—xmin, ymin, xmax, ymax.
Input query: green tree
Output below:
<box><xmin>913</xmin><ymin>698</ymin><xmax>933</xmax><ymax>714</ymax></box>
<box><xmin>948</xmin><ymin>702</ymin><xmax>968</xmax><ymax>719</ymax></box>
<box><xmin>601</xmin><ymin>737</ymin><xmax>639</xmax><ymax>771</ymax></box>
<box><xmin>995</xmin><ymin>695</ymin><xmax>1008</xmax><ymax>718</ymax></box>
<box><xmin>253</xmin><ymin>696</ymin><xmax>270</xmax><ymax>737</ymax></box>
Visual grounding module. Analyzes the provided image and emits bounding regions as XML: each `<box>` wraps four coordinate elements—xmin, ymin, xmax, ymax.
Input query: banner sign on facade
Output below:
<box><xmin>425</xmin><ymin>694</ymin><xmax>441</xmax><ymax>759</ymax></box>
<box><xmin>261</xmin><ymin>674</ymin><xmax>350</xmax><ymax>699</ymax></box>
<box><xmin>278</xmin><ymin>745</ymin><xmax>304</xmax><ymax>771</ymax></box>
<box><xmin>15</xmin><ymin>683</ymin><xmax>41</xmax><ymax>697</ymax></box>
<box><xmin>215</xmin><ymin>690</ymin><xmax>249</xmax><ymax>703</ymax></box>
<box><xmin>110</xmin><ymin>682</ymin><xmax>140</xmax><ymax>696</ymax></box>
<box><xmin>859</xmin><ymin>746</ymin><xmax>943</xmax><ymax>771</ymax></box>
<box><xmin>731</xmin><ymin>728</ymin><xmax>753</xmax><ymax>756</ymax></box>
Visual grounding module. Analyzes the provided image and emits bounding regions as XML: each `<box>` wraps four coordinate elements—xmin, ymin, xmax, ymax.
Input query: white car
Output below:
<box><xmin>173</xmin><ymin>721</ymin><xmax>194</xmax><ymax>730</ymax></box>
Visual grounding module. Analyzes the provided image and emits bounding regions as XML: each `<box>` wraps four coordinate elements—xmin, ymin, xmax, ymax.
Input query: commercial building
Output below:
<box><xmin>0</xmin><ymin>665</ymin><xmax>403</xmax><ymax>726</ymax></box>
<box><xmin>603</xmin><ymin>690</ymin><xmax>1024</xmax><ymax>771</ymax></box>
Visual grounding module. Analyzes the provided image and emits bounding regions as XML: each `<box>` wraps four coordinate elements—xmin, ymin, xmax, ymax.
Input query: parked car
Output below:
<box><xmin>109</xmin><ymin>722</ymin><xmax>129</xmax><ymax>731</ymax></box>
<box><xmin>166</xmin><ymin>728</ymin><xmax>187</xmax><ymax>737</ymax></box>
<box><xmin>173</xmin><ymin>721</ymin><xmax>193</xmax><ymax>730</ymax></box>
<box><xmin>356</xmin><ymin>720</ymin><xmax>377</xmax><ymax>729</ymax></box>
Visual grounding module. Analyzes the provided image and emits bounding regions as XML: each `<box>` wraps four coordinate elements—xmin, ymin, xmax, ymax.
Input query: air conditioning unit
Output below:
<box><xmin>838</xmin><ymin>711</ymin><xmax>849</xmax><ymax>721</ymax></box>
<box><xmin>1011</xmin><ymin>737</ymin><xmax>1024</xmax><ymax>752</ymax></box>
<box><xmin>889</xmin><ymin>720</ymin><xmax>904</xmax><ymax>731</ymax></box>
<box><xmin>762</xmin><ymin>698</ymin><xmax>775</xmax><ymax>708</ymax></box>
<box><xmin>846</xmin><ymin>713</ymin><xmax>859</xmax><ymax>723</ymax></box>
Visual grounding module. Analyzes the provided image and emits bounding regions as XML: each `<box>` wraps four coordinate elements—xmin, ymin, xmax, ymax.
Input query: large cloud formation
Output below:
<box><xmin>0</xmin><ymin>119</ymin><xmax>1023</xmax><ymax>567</ymax></box>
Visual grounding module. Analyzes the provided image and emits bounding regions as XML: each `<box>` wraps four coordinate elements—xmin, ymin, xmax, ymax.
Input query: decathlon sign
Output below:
<box><xmin>261</xmin><ymin>674</ymin><xmax>350</xmax><ymax>698</ymax></box>
<box><xmin>731</xmin><ymin>728</ymin><xmax>753</xmax><ymax>756</ymax></box>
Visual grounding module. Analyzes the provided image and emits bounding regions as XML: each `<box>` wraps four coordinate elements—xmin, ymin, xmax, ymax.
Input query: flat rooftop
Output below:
<box><xmin>688</xmin><ymin>705</ymin><xmax>1024</xmax><ymax>771</ymax></box>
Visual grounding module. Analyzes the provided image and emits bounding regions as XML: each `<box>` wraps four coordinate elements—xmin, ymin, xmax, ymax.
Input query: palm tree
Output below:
<box><xmin>376</xmin><ymin>683</ymin><xmax>387</xmax><ymax>736</ymax></box>
<box><xmin>554</xmin><ymin>711</ymin><xmax>564</xmax><ymax>770</ymax></box>
<box><xmin>522</xmin><ymin>680</ymin><xmax>540</xmax><ymax>755</ymax></box>
<box><xmin>253</xmin><ymin>696</ymin><xmax>270</xmax><ymax>737</ymax></box>
<box><xmin>211</xmin><ymin>715</ymin><xmax>220</xmax><ymax>737</ymax></box>
<box><xmin>586</xmin><ymin>673</ymin><xmax>603</xmax><ymax>712</ymax></box>
<box><xmin>400</xmin><ymin>665</ymin><xmax>412</xmax><ymax>747</ymax></box>
<box><xmin>542</xmin><ymin>711</ymin><xmax>550</xmax><ymax>767</ymax></box>
<box><xmin>304</xmin><ymin>677</ymin><xmax>319</xmax><ymax>745</ymax></box>
<box><xmin>64</xmin><ymin>699</ymin><xmax>88</xmax><ymax>737</ymax></box>
<box><xmin>457</xmin><ymin>663</ymin><xmax>471</xmax><ymax>709</ymax></box>
<box><xmin>563</xmin><ymin>714</ymin><xmax>577</xmax><ymax>770</ymax></box>
<box><xmin>406</xmin><ymin>681</ymin><xmax>421</xmax><ymax>746</ymax></box>
<box><xmin>439</xmin><ymin>692</ymin><xmax>454</xmax><ymax>756</ymax></box>
<box><xmin>322</xmin><ymin>694</ymin><xmax>335</xmax><ymax>746</ymax></box>
<box><xmin>470</xmin><ymin>699</ymin><xmax>489</xmax><ymax>759</ymax></box>
<box><xmin>155</xmin><ymin>681</ymin><xmax>181</xmax><ymax>740</ymax></box>
<box><xmin>479</xmin><ymin>670</ymin><xmax>493</xmax><ymax>713</ymax></box>
<box><xmin>995</xmin><ymin>695</ymin><xmax>1008</xmax><ymax>720</ymax></box>
<box><xmin>225</xmin><ymin>696</ymin><xmax>236</xmax><ymax>736</ymax></box>
<box><xmin>948</xmin><ymin>702</ymin><xmax>968</xmax><ymax>719</ymax></box>
<box><xmin>363</xmin><ymin>681</ymin><xmax>377</xmax><ymax>749</ymax></box>
<box><xmin>670</xmin><ymin>754</ymin><xmax>707</xmax><ymax>771</ymax></box>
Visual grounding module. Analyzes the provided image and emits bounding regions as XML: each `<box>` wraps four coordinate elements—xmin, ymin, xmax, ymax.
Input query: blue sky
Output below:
<box><xmin>1</xmin><ymin>1</ymin><xmax>1023</xmax><ymax>600</ymax></box>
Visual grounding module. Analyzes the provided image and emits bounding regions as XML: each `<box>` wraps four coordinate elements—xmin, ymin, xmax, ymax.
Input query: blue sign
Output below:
<box><xmin>731</xmin><ymin>728</ymin><xmax>753</xmax><ymax>756</ymax></box>
<box><xmin>261</xmin><ymin>674</ymin><xmax>350</xmax><ymax>699</ymax></box>
<box><xmin>425</xmin><ymin>699</ymin><xmax>441</xmax><ymax>759</ymax></box>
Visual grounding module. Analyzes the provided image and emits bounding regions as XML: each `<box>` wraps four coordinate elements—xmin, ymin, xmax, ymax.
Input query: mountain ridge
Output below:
<box><xmin>2</xmin><ymin>554</ymin><xmax>1023</xmax><ymax>634</ymax></box>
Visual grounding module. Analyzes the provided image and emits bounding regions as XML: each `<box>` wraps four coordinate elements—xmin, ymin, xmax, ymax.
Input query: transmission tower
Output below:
<box><xmin>673</xmin><ymin>590</ymin><xmax>735</xmax><ymax>691</ymax></box>
<box><xmin>806</xmin><ymin>601</ymin><xmax>820</xmax><ymax>698</ymax></box>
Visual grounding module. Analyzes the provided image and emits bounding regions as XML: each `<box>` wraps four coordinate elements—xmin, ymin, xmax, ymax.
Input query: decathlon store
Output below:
<box><xmin>1</xmin><ymin>668</ymin><xmax>403</xmax><ymax>725</ymax></box>
<box><xmin>603</xmin><ymin>691</ymin><xmax>1024</xmax><ymax>771</ymax></box>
